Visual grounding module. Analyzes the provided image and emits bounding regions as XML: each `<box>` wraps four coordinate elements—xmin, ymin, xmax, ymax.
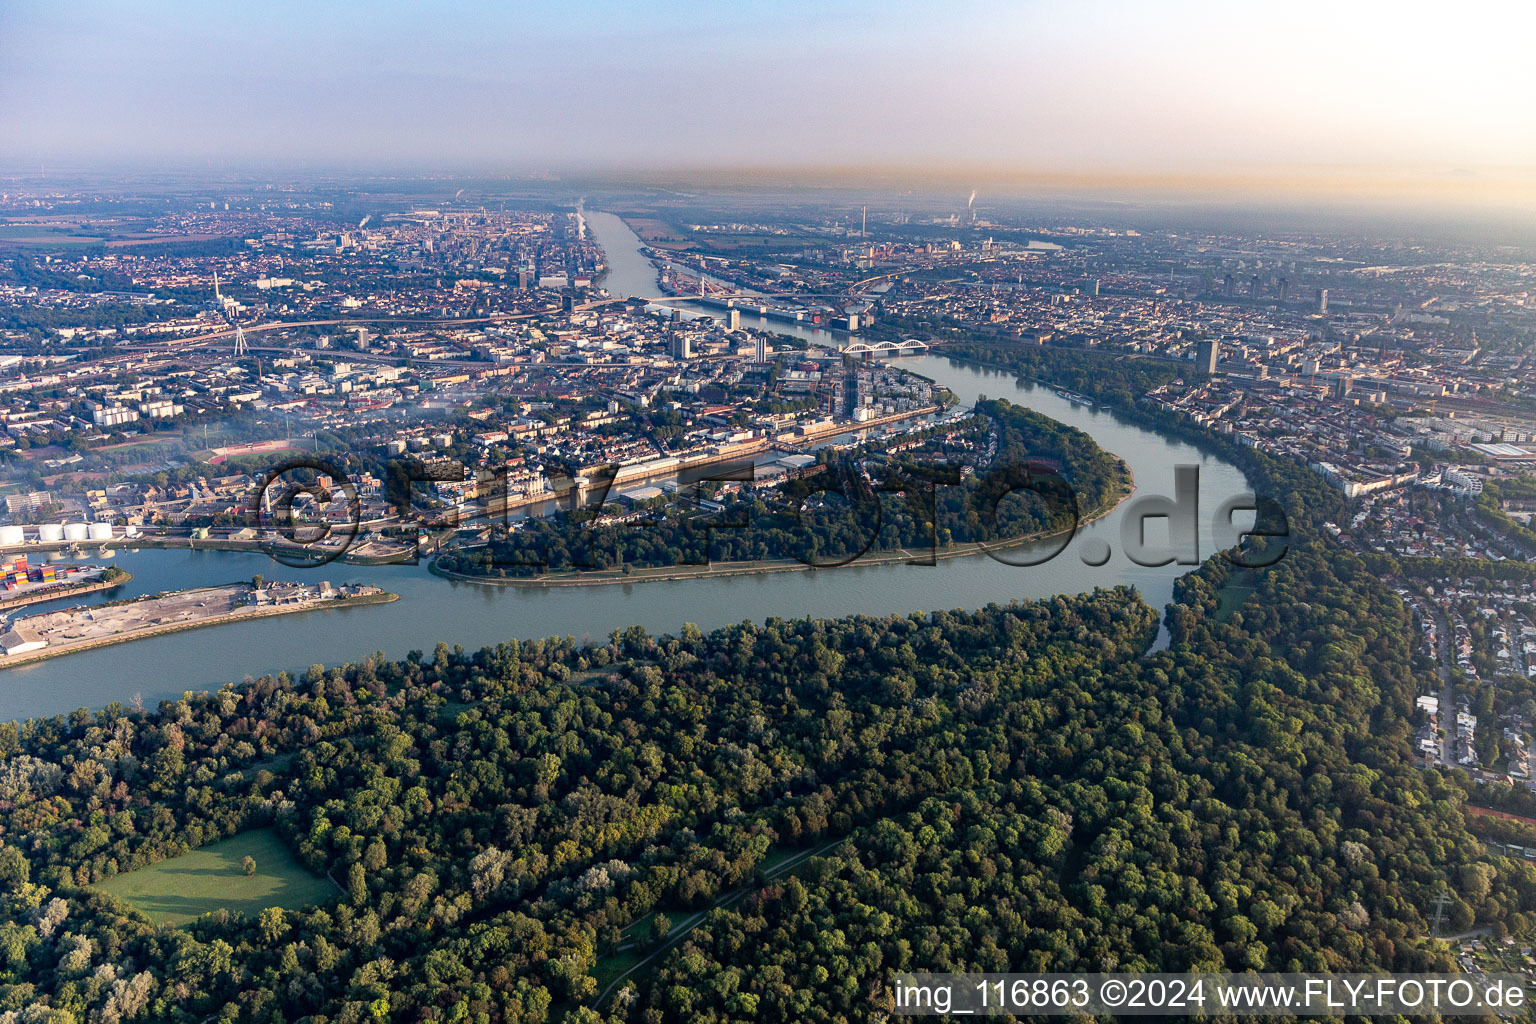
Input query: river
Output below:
<box><xmin>0</xmin><ymin>213</ymin><xmax>1251</xmax><ymax>723</ymax></box>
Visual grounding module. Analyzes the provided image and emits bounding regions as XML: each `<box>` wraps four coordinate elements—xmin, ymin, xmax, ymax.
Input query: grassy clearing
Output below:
<box><xmin>95</xmin><ymin>827</ymin><xmax>335</xmax><ymax>926</ymax></box>
<box><xmin>238</xmin><ymin>751</ymin><xmax>298</xmax><ymax>781</ymax></box>
<box><xmin>592</xmin><ymin>949</ymin><xmax>647</xmax><ymax>994</ymax></box>
<box><xmin>1215</xmin><ymin>567</ymin><xmax>1261</xmax><ymax>622</ymax></box>
<box><xmin>438</xmin><ymin>700</ymin><xmax>474</xmax><ymax>721</ymax></box>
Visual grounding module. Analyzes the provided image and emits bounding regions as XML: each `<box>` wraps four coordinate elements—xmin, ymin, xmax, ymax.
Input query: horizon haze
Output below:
<box><xmin>3</xmin><ymin>0</ymin><xmax>1534</xmax><ymax>209</ymax></box>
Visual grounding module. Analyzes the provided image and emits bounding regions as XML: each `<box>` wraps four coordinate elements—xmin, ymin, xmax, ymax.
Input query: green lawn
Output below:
<box><xmin>95</xmin><ymin>828</ymin><xmax>336</xmax><ymax>926</ymax></box>
<box><xmin>592</xmin><ymin>949</ymin><xmax>647</xmax><ymax>994</ymax></box>
<box><xmin>1215</xmin><ymin>567</ymin><xmax>1261</xmax><ymax>622</ymax></box>
<box><xmin>238</xmin><ymin>751</ymin><xmax>297</xmax><ymax>781</ymax></box>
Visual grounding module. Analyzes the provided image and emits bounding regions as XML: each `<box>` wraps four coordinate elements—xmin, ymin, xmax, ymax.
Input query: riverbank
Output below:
<box><xmin>430</xmin><ymin>463</ymin><xmax>1133</xmax><ymax>588</ymax></box>
<box><xmin>0</xmin><ymin>571</ymin><xmax>132</xmax><ymax>612</ymax></box>
<box><xmin>0</xmin><ymin>534</ymin><xmax>413</xmax><ymax>566</ymax></box>
<box><xmin>0</xmin><ymin>355</ymin><xmax>1248</xmax><ymax>724</ymax></box>
<box><xmin>0</xmin><ymin>585</ymin><xmax>399</xmax><ymax>671</ymax></box>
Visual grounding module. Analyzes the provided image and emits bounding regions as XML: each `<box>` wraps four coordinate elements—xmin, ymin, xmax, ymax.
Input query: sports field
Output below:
<box><xmin>95</xmin><ymin>828</ymin><xmax>336</xmax><ymax>926</ymax></box>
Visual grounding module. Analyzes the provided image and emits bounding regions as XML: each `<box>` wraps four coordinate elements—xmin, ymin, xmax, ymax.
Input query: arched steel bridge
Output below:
<box><xmin>838</xmin><ymin>338</ymin><xmax>930</xmax><ymax>356</ymax></box>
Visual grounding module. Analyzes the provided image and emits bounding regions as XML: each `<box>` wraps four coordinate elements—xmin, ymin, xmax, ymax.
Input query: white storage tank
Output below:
<box><xmin>0</xmin><ymin>525</ymin><xmax>23</xmax><ymax>546</ymax></box>
<box><xmin>63</xmin><ymin>522</ymin><xmax>89</xmax><ymax>542</ymax></box>
<box><xmin>38</xmin><ymin>523</ymin><xmax>64</xmax><ymax>543</ymax></box>
<box><xmin>88</xmin><ymin>522</ymin><xmax>114</xmax><ymax>541</ymax></box>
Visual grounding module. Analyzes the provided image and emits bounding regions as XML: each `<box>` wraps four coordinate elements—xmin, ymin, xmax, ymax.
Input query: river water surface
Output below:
<box><xmin>0</xmin><ymin>213</ymin><xmax>1251</xmax><ymax>722</ymax></box>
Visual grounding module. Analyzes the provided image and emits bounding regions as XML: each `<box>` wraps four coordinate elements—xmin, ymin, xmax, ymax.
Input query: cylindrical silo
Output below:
<box><xmin>38</xmin><ymin>523</ymin><xmax>64</xmax><ymax>542</ymax></box>
<box><xmin>63</xmin><ymin>522</ymin><xmax>89</xmax><ymax>542</ymax></box>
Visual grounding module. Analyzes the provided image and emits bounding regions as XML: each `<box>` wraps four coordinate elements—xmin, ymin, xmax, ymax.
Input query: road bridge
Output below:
<box><xmin>839</xmin><ymin>338</ymin><xmax>930</xmax><ymax>356</ymax></box>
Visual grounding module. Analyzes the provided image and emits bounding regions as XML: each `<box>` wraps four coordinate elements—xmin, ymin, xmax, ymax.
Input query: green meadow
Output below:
<box><xmin>95</xmin><ymin>828</ymin><xmax>336</xmax><ymax>926</ymax></box>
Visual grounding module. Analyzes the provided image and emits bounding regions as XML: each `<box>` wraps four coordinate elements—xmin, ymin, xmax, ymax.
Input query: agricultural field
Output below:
<box><xmin>612</xmin><ymin>213</ymin><xmax>691</xmax><ymax>249</ymax></box>
<box><xmin>93</xmin><ymin>828</ymin><xmax>336</xmax><ymax>926</ymax></box>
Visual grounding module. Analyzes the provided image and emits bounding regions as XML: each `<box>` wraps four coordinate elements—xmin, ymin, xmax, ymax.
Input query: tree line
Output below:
<box><xmin>1</xmin><ymin>346</ymin><xmax>1528</xmax><ymax>1023</ymax></box>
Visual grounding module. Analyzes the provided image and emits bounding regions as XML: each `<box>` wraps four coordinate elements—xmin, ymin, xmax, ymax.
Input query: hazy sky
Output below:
<box><xmin>3</xmin><ymin>0</ymin><xmax>1534</xmax><ymax>187</ymax></box>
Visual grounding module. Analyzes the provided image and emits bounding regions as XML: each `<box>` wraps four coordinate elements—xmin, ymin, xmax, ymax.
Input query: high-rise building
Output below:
<box><xmin>754</xmin><ymin>335</ymin><xmax>767</xmax><ymax>363</ymax></box>
<box><xmin>845</xmin><ymin>370</ymin><xmax>872</xmax><ymax>417</ymax></box>
<box><xmin>1090</xmin><ymin>279</ymin><xmax>1100</xmax><ymax>297</ymax></box>
<box><xmin>671</xmin><ymin>332</ymin><xmax>691</xmax><ymax>360</ymax></box>
<box><xmin>1317</xmin><ymin>288</ymin><xmax>1329</xmax><ymax>313</ymax></box>
<box><xmin>727</xmin><ymin>308</ymin><xmax>741</xmax><ymax>332</ymax></box>
<box><xmin>1197</xmin><ymin>338</ymin><xmax>1220</xmax><ymax>375</ymax></box>
<box><xmin>1223</xmin><ymin>273</ymin><xmax>1235</xmax><ymax>298</ymax></box>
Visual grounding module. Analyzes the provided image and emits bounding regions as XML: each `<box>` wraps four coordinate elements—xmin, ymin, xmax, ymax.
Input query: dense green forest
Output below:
<box><xmin>436</xmin><ymin>399</ymin><xmax>1130</xmax><ymax>578</ymax></box>
<box><xmin>1</xmin><ymin>349</ymin><xmax>1529</xmax><ymax>1024</ymax></box>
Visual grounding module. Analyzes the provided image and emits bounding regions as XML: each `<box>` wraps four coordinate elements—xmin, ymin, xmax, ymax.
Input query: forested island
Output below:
<box><xmin>1</xmin><ymin>352</ymin><xmax>1531</xmax><ymax>1024</ymax></box>
<box><xmin>435</xmin><ymin>399</ymin><xmax>1131</xmax><ymax>581</ymax></box>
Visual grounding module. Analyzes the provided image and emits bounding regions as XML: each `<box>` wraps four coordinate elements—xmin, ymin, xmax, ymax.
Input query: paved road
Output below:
<box><xmin>592</xmin><ymin>837</ymin><xmax>847</xmax><ymax>1008</ymax></box>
